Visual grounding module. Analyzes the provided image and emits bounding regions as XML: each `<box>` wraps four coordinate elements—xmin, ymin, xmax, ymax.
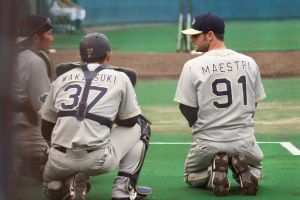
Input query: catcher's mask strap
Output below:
<box><xmin>76</xmin><ymin>64</ymin><xmax>106</xmax><ymax>120</ymax></box>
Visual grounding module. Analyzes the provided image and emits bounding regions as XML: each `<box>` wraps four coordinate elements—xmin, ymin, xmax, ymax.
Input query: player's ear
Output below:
<box><xmin>32</xmin><ymin>33</ymin><xmax>41</xmax><ymax>47</ymax></box>
<box><xmin>207</xmin><ymin>31</ymin><xmax>216</xmax><ymax>41</ymax></box>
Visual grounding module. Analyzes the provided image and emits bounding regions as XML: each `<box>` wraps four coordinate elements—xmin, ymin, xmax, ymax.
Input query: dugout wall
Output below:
<box><xmin>78</xmin><ymin>0</ymin><xmax>300</xmax><ymax>26</ymax></box>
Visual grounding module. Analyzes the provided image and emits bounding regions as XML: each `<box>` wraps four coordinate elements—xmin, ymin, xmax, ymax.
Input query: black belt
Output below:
<box><xmin>57</xmin><ymin>110</ymin><xmax>113</xmax><ymax>129</ymax></box>
<box><xmin>55</xmin><ymin>146</ymin><xmax>95</xmax><ymax>154</ymax></box>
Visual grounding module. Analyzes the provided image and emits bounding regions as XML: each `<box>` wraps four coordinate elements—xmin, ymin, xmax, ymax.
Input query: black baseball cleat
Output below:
<box><xmin>231</xmin><ymin>152</ymin><xmax>259</xmax><ymax>195</ymax></box>
<box><xmin>211</xmin><ymin>152</ymin><xmax>230</xmax><ymax>196</ymax></box>
<box><xmin>69</xmin><ymin>172</ymin><xmax>89</xmax><ymax>200</ymax></box>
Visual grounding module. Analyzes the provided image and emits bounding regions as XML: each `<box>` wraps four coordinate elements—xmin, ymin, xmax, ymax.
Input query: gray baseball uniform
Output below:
<box><xmin>12</xmin><ymin>49</ymin><xmax>50</xmax><ymax>153</ymax></box>
<box><xmin>41</xmin><ymin>63</ymin><xmax>145</xmax><ymax>198</ymax></box>
<box><xmin>174</xmin><ymin>49</ymin><xmax>266</xmax><ymax>186</ymax></box>
<box><xmin>12</xmin><ymin>49</ymin><xmax>50</xmax><ymax>178</ymax></box>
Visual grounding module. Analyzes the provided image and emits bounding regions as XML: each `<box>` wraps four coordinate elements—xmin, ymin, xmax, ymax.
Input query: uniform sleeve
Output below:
<box><xmin>174</xmin><ymin>62</ymin><xmax>198</xmax><ymax>107</ymax></box>
<box><xmin>11</xmin><ymin>56</ymin><xmax>29</xmax><ymax>103</ymax></box>
<box><xmin>41</xmin><ymin>82</ymin><xmax>58</xmax><ymax>123</ymax></box>
<box><xmin>117</xmin><ymin>73</ymin><xmax>141</xmax><ymax>120</ymax></box>
<box><xmin>28</xmin><ymin>57</ymin><xmax>51</xmax><ymax>110</ymax></box>
<box><xmin>254</xmin><ymin>63</ymin><xmax>266</xmax><ymax>102</ymax></box>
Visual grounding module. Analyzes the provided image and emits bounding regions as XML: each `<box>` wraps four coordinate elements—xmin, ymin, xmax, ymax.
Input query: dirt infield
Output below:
<box><xmin>51</xmin><ymin>50</ymin><xmax>300</xmax><ymax>79</ymax></box>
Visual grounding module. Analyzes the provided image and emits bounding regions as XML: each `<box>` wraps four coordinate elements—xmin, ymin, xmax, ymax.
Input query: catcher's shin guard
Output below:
<box><xmin>68</xmin><ymin>172</ymin><xmax>89</xmax><ymax>200</ymax></box>
<box><xmin>137</xmin><ymin>114</ymin><xmax>151</xmax><ymax>150</ymax></box>
<box><xmin>113</xmin><ymin>115</ymin><xmax>152</xmax><ymax>200</ymax></box>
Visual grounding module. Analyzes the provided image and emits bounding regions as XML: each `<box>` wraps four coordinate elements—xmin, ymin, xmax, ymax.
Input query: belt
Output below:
<box><xmin>54</xmin><ymin>146</ymin><xmax>95</xmax><ymax>154</ymax></box>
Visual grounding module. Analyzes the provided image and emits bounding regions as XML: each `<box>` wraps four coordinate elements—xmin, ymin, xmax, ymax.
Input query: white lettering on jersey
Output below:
<box><xmin>62</xmin><ymin>73</ymin><xmax>117</xmax><ymax>84</ymax></box>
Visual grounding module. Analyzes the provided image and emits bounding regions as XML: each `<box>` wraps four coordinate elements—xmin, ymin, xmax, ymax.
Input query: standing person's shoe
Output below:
<box><xmin>211</xmin><ymin>152</ymin><xmax>230</xmax><ymax>196</ymax></box>
<box><xmin>231</xmin><ymin>152</ymin><xmax>259</xmax><ymax>195</ymax></box>
<box><xmin>69</xmin><ymin>172</ymin><xmax>89</xmax><ymax>200</ymax></box>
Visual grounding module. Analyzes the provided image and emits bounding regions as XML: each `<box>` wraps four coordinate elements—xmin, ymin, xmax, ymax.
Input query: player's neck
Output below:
<box><xmin>209</xmin><ymin>41</ymin><xmax>226</xmax><ymax>51</ymax></box>
<box><xmin>29</xmin><ymin>45</ymin><xmax>41</xmax><ymax>54</ymax></box>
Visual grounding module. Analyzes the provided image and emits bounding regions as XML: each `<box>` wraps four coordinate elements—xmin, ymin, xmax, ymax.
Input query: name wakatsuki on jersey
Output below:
<box><xmin>62</xmin><ymin>73</ymin><xmax>117</xmax><ymax>83</ymax></box>
<box><xmin>201</xmin><ymin>60</ymin><xmax>251</xmax><ymax>76</ymax></box>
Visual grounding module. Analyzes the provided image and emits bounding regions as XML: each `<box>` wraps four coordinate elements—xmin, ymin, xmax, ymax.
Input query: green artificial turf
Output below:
<box><xmin>11</xmin><ymin>78</ymin><xmax>300</xmax><ymax>200</ymax></box>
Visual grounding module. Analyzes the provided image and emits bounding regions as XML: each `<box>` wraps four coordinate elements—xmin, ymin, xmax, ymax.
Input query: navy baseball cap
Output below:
<box><xmin>182</xmin><ymin>13</ymin><xmax>225</xmax><ymax>35</ymax></box>
<box><xmin>17</xmin><ymin>15</ymin><xmax>53</xmax><ymax>43</ymax></box>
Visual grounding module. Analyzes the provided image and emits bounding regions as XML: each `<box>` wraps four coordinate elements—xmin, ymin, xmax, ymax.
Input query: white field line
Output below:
<box><xmin>280</xmin><ymin>142</ymin><xmax>300</xmax><ymax>156</ymax></box>
<box><xmin>150</xmin><ymin>142</ymin><xmax>300</xmax><ymax>156</ymax></box>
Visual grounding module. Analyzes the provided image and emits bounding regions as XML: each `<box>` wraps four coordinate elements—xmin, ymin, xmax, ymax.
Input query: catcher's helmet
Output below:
<box><xmin>80</xmin><ymin>32</ymin><xmax>111</xmax><ymax>62</ymax></box>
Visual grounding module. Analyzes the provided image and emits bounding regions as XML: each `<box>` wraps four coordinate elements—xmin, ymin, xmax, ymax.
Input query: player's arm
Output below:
<box><xmin>40</xmin><ymin>83</ymin><xmax>57</xmax><ymax>146</ymax></box>
<box><xmin>174</xmin><ymin>62</ymin><xmax>198</xmax><ymax>127</ymax></box>
<box><xmin>116</xmin><ymin>73</ymin><xmax>142</xmax><ymax>127</ymax></box>
<box><xmin>13</xmin><ymin>98</ymin><xmax>39</xmax><ymax>125</ymax></box>
<box><xmin>41</xmin><ymin>119</ymin><xmax>55</xmax><ymax>146</ymax></box>
<box><xmin>179</xmin><ymin>103</ymin><xmax>198</xmax><ymax>127</ymax></box>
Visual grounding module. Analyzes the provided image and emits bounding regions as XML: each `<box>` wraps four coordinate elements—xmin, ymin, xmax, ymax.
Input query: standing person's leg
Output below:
<box><xmin>58</xmin><ymin>7</ymin><xmax>77</xmax><ymax>31</ymax></box>
<box><xmin>13</xmin><ymin>126</ymin><xmax>48</xmax><ymax>181</ymax></box>
<box><xmin>74</xmin><ymin>8</ymin><xmax>85</xmax><ymax>31</ymax></box>
<box><xmin>78</xmin><ymin>8</ymin><xmax>86</xmax><ymax>21</ymax></box>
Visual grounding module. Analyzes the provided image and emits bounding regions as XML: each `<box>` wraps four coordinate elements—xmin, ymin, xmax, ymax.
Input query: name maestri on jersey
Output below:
<box><xmin>61</xmin><ymin>73</ymin><xmax>117</xmax><ymax>83</ymax></box>
<box><xmin>201</xmin><ymin>60</ymin><xmax>251</xmax><ymax>76</ymax></box>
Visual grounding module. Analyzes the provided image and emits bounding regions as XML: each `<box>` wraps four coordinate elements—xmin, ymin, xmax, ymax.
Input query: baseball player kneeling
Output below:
<box><xmin>174</xmin><ymin>13</ymin><xmax>266</xmax><ymax>197</ymax></box>
<box><xmin>41</xmin><ymin>32</ymin><xmax>151</xmax><ymax>200</ymax></box>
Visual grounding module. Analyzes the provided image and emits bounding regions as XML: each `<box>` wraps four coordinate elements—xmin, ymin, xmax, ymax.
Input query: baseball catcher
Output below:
<box><xmin>41</xmin><ymin>32</ymin><xmax>151</xmax><ymax>200</ymax></box>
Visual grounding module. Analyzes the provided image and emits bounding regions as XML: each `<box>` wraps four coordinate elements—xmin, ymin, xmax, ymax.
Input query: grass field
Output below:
<box><xmin>12</xmin><ymin>77</ymin><xmax>300</xmax><ymax>200</ymax></box>
<box><xmin>53</xmin><ymin>20</ymin><xmax>300</xmax><ymax>52</ymax></box>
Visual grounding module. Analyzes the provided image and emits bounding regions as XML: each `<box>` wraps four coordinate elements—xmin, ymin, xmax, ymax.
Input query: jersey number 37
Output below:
<box><xmin>61</xmin><ymin>83</ymin><xmax>108</xmax><ymax>111</ymax></box>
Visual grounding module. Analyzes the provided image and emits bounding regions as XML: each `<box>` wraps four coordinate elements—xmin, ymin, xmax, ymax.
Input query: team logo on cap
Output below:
<box><xmin>192</xmin><ymin>18</ymin><xmax>196</xmax><ymax>25</ymax></box>
<box><xmin>86</xmin><ymin>48</ymin><xmax>93</xmax><ymax>58</ymax></box>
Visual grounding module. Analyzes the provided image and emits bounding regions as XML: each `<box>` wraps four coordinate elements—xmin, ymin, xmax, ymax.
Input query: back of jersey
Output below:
<box><xmin>175</xmin><ymin>49</ymin><xmax>266</xmax><ymax>141</ymax></box>
<box><xmin>42</xmin><ymin>64</ymin><xmax>141</xmax><ymax>149</ymax></box>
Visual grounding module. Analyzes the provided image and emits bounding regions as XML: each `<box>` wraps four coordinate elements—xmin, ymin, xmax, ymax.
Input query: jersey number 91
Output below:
<box><xmin>212</xmin><ymin>75</ymin><xmax>247</xmax><ymax>108</ymax></box>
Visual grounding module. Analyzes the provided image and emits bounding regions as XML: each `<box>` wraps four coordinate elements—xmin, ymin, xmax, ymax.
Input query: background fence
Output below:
<box><xmin>77</xmin><ymin>0</ymin><xmax>300</xmax><ymax>26</ymax></box>
<box><xmin>17</xmin><ymin>0</ymin><xmax>300</xmax><ymax>52</ymax></box>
